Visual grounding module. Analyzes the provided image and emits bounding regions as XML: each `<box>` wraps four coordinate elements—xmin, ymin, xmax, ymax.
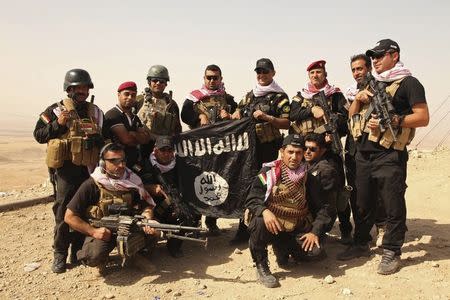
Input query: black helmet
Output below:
<box><xmin>63</xmin><ymin>69</ymin><xmax>94</xmax><ymax>92</ymax></box>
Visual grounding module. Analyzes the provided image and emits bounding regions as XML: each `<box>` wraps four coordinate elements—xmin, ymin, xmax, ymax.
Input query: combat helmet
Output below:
<box><xmin>63</xmin><ymin>69</ymin><xmax>94</xmax><ymax>92</ymax></box>
<box><xmin>147</xmin><ymin>65</ymin><xmax>170</xmax><ymax>81</ymax></box>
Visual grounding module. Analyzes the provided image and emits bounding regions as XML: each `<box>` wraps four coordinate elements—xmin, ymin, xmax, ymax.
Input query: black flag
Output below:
<box><xmin>175</xmin><ymin>118</ymin><xmax>258</xmax><ymax>218</ymax></box>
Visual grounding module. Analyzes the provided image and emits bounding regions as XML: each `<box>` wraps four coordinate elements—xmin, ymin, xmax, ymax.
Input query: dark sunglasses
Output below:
<box><xmin>256</xmin><ymin>69</ymin><xmax>270</xmax><ymax>74</ymax></box>
<box><xmin>104</xmin><ymin>157</ymin><xmax>126</xmax><ymax>165</ymax></box>
<box><xmin>305</xmin><ymin>146</ymin><xmax>318</xmax><ymax>152</ymax></box>
<box><xmin>205</xmin><ymin>75</ymin><xmax>220</xmax><ymax>81</ymax></box>
<box><xmin>150</xmin><ymin>78</ymin><xmax>167</xmax><ymax>84</ymax></box>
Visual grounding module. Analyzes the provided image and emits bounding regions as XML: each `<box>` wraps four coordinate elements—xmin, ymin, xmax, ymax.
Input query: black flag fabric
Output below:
<box><xmin>175</xmin><ymin>118</ymin><xmax>259</xmax><ymax>218</ymax></box>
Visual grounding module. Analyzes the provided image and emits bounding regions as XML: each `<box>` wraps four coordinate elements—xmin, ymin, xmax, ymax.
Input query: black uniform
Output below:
<box><xmin>290</xmin><ymin>91</ymin><xmax>354</xmax><ymax>235</ymax></box>
<box><xmin>181</xmin><ymin>94</ymin><xmax>237</xmax><ymax>128</ymax></box>
<box><xmin>67</xmin><ymin>177</ymin><xmax>148</xmax><ymax>266</ymax></box>
<box><xmin>104</xmin><ymin>105</ymin><xmax>144</xmax><ymax>169</ymax></box>
<box><xmin>141</xmin><ymin>163</ymin><xmax>184</xmax><ymax>255</ymax></box>
<box><xmin>33</xmin><ymin>100</ymin><xmax>105</xmax><ymax>260</ymax></box>
<box><xmin>353</xmin><ymin>76</ymin><xmax>426</xmax><ymax>255</ymax></box>
<box><xmin>246</xmin><ymin>164</ymin><xmax>332</xmax><ymax>264</ymax></box>
<box><xmin>240</xmin><ymin>91</ymin><xmax>290</xmax><ymax>168</ymax></box>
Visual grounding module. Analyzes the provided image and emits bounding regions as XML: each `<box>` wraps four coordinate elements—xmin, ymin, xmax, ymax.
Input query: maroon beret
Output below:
<box><xmin>117</xmin><ymin>81</ymin><xmax>137</xmax><ymax>92</ymax></box>
<box><xmin>306</xmin><ymin>60</ymin><xmax>326</xmax><ymax>71</ymax></box>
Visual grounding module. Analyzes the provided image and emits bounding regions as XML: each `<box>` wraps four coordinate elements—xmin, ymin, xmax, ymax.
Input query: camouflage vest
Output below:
<box><xmin>266</xmin><ymin>163</ymin><xmax>310</xmax><ymax>232</ymax></box>
<box><xmin>86</xmin><ymin>181</ymin><xmax>134</xmax><ymax>220</ymax></box>
<box><xmin>137</xmin><ymin>92</ymin><xmax>178</xmax><ymax>136</ymax></box>
<box><xmin>194</xmin><ymin>94</ymin><xmax>229</xmax><ymax>124</ymax></box>
<box><xmin>242</xmin><ymin>92</ymin><xmax>283</xmax><ymax>143</ymax></box>
<box><xmin>349</xmin><ymin>78</ymin><xmax>415</xmax><ymax>150</ymax></box>
<box><xmin>290</xmin><ymin>93</ymin><xmax>333</xmax><ymax>136</ymax></box>
<box><xmin>46</xmin><ymin>98</ymin><xmax>101</xmax><ymax>168</ymax></box>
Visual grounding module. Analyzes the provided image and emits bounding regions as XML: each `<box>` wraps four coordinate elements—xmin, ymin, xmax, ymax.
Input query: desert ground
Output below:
<box><xmin>0</xmin><ymin>135</ymin><xmax>449</xmax><ymax>300</ymax></box>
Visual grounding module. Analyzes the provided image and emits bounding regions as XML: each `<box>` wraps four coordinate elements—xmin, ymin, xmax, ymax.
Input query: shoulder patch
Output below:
<box><xmin>283</xmin><ymin>105</ymin><xmax>291</xmax><ymax>113</ymax></box>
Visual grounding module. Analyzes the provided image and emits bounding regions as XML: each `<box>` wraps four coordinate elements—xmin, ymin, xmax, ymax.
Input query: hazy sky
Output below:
<box><xmin>1</xmin><ymin>0</ymin><xmax>449</xmax><ymax>147</ymax></box>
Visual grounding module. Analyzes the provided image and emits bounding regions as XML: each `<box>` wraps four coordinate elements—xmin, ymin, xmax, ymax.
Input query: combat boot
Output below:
<box><xmin>255</xmin><ymin>260</ymin><xmax>279</xmax><ymax>288</ymax></box>
<box><xmin>377</xmin><ymin>249</ymin><xmax>400</xmax><ymax>275</ymax></box>
<box><xmin>51</xmin><ymin>253</ymin><xmax>66</xmax><ymax>274</ymax></box>
<box><xmin>336</xmin><ymin>243</ymin><xmax>370</xmax><ymax>261</ymax></box>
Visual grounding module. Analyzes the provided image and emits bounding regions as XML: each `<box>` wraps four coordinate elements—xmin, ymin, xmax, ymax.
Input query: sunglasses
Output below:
<box><xmin>372</xmin><ymin>51</ymin><xmax>394</xmax><ymax>60</ymax></box>
<box><xmin>205</xmin><ymin>75</ymin><xmax>220</xmax><ymax>81</ymax></box>
<box><xmin>305</xmin><ymin>146</ymin><xmax>318</xmax><ymax>152</ymax></box>
<box><xmin>150</xmin><ymin>78</ymin><xmax>167</xmax><ymax>84</ymax></box>
<box><xmin>256</xmin><ymin>69</ymin><xmax>270</xmax><ymax>74</ymax></box>
<box><xmin>104</xmin><ymin>157</ymin><xmax>126</xmax><ymax>165</ymax></box>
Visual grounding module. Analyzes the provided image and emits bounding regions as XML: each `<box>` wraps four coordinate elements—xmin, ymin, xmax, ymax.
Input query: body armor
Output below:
<box><xmin>241</xmin><ymin>92</ymin><xmax>283</xmax><ymax>143</ymax></box>
<box><xmin>194</xmin><ymin>95</ymin><xmax>230</xmax><ymax>124</ymax></box>
<box><xmin>291</xmin><ymin>94</ymin><xmax>333</xmax><ymax>136</ymax></box>
<box><xmin>349</xmin><ymin>79</ymin><xmax>415</xmax><ymax>150</ymax></box>
<box><xmin>46</xmin><ymin>99</ymin><xmax>102</xmax><ymax>168</ymax></box>
<box><xmin>86</xmin><ymin>182</ymin><xmax>134</xmax><ymax>220</ymax></box>
<box><xmin>266</xmin><ymin>163</ymin><xmax>310</xmax><ymax>232</ymax></box>
<box><xmin>137</xmin><ymin>91</ymin><xmax>178</xmax><ymax>136</ymax></box>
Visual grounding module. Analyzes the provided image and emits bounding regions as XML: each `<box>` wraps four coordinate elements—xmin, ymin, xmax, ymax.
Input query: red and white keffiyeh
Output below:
<box><xmin>187</xmin><ymin>83</ymin><xmax>226</xmax><ymax>102</ymax></box>
<box><xmin>372</xmin><ymin>61</ymin><xmax>412</xmax><ymax>82</ymax></box>
<box><xmin>300</xmin><ymin>80</ymin><xmax>341</xmax><ymax>99</ymax></box>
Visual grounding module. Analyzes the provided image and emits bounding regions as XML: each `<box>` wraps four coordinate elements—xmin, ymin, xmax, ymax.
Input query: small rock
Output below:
<box><xmin>104</xmin><ymin>294</ymin><xmax>115</xmax><ymax>299</ymax></box>
<box><xmin>239</xmin><ymin>267</ymin><xmax>244</xmax><ymax>272</ymax></box>
<box><xmin>201</xmin><ymin>285</ymin><xmax>207</xmax><ymax>289</ymax></box>
<box><xmin>431</xmin><ymin>262</ymin><xmax>439</xmax><ymax>268</ymax></box>
<box><xmin>234</xmin><ymin>248</ymin><xmax>242</xmax><ymax>254</ymax></box>
<box><xmin>174</xmin><ymin>292</ymin><xmax>182</xmax><ymax>297</ymax></box>
<box><xmin>342</xmin><ymin>288</ymin><xmax>352</xmax><ymax>296</ymax></box>
<box><xmin>0</xmin><ymin>192</ymin><xmax>7</xmax><ymax>197</ymax></box>
<box><xmin>324</xmin><ymin>275</ymin><xmax>335</xmax><ymax>284</ymax></box>
<box><xmin>24</xmin><ymin>262</ymin><xmax>41</xmax><ymax>272</ymax></box>
<box><xmin>166</xmin><ymin>289</ymin><xmax>172</xmax><ymax>293</ymax></box>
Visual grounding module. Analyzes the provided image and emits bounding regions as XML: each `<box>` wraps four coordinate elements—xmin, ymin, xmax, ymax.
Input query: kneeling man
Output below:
<box><xmin>64</xmin><ymin>143</ymin><xmax>158</xmax><ymax>271</ymax></box>
<box><xmin>246</xmin><ymin>134</ymin><xmax>332</xmax><ymax>288</ymax></box>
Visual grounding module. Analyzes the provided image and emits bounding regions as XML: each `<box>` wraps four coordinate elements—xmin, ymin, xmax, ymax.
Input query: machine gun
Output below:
<box><xmin>313</xmin><ymin>91</ymin><xmax>353</xmax><ymax>194</ymax></box>
<box><xmin>197</xmin><ymin>102</ymin><xmax>231</xmax><ymax>124</ymax></box>
<box><xmin>90</xmin><ymin>213</ymin><xmax>207</xmax><ymax>266</ymax></box>
<box><xmin>363</xmin><ymin>74</ymin><xmax>398</xmax><ymax>142</ymax></box>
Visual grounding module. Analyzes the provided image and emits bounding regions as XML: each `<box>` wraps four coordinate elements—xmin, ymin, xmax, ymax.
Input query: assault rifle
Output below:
<box><xmin>90</xmin><ymin>214</ymin><xmax>207</xmax><ymax>266</ymax></box>
<box><xmin>363</xmin><ymin>74</ymin><xmax>398</xmax><ymax>142</ymax></box>
<box><xmin>313</xmin><ymin>91</ymin><xmax>353</xmax><ymax>194</ymax></box>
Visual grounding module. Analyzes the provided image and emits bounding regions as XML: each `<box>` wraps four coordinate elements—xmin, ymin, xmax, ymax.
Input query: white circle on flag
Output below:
<box><xmin>194</xmin><ymin>171</ymin><xmax>229</xmax><ymax>206</ymax></box>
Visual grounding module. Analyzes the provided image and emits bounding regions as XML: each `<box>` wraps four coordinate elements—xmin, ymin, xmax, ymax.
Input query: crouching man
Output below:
<box><xmin>246</xmin><ymin>134</ymin><xmax>332</xmax><ymax>288</ymax></box>
<box><xmin>64</xmin><ymin>143</ymin><xmax>159</xmax><ymax>272</ymax></box>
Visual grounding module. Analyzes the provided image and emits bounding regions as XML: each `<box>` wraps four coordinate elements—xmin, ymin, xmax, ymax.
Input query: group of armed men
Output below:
<box><xmin>34</xmin><ymin>38</ymin><xmax>429</xmax><ymax>288</ymax></box>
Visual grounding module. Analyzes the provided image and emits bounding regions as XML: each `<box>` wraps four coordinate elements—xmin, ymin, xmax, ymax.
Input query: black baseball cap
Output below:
<box><xmin>282</xmin><ymin>134</ymin><xmax>304</xmax><ymax>148</ymax></box>
<box><xmin>155</xmin><ymin>136</ymin><xmax>173</xmax><ymax>149</ymax></box>
<box><xmin>254</xmin><ymin>58</ymin><xmax>275</xmax><ymax>72</ymax></box>
<box><xmin>366</xmin><ymin>39</ymin><xmax>400</xmax><ymax>57</ymax></box>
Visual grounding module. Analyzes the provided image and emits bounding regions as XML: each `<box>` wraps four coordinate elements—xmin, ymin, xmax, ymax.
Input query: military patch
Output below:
<box><xmin>277</xmin><ymin>99</ymin><xmax>288</xmax><ymax>108</ymax></box>
<box><xmin>283</xmin><ymin>106</ymin><xmax>290</xmax><ymax>113</ymax></box>
<box><xmin>40</xmin><ymin>113</ymin><xmax>51</xmax><ymax>124</ymax></box>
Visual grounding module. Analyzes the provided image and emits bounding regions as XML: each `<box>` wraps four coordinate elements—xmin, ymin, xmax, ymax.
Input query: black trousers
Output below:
<box><xmin>77</xmin><ymin>237</ymin><xmax>116</xmax><ymax>267</ymax></box>
<box><xmin>53</xmin><ymin>162</ymin><xmax>89</xmax><ymax>256</ymax></box>
<box><xmin>353</xmin><ymin>149</ymin><xmax>408</xmax><ymax>254</ymax></box>
<box><xmin>248</xmin><ymin>216</ymin><xmax>323</xmax><ymax>264</ymax></box>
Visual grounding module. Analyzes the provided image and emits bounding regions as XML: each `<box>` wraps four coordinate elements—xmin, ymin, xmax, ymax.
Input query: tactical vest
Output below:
<box><xmin>86</xmin><ymin>181</ymin><xmax>134</xmax><ymax>220</ymax></box>
<box><xmin>290</xmin><ymin>93</ymin><xmax>333</xmax><ymax>136</ymax></box>
<box><xmin>266</xmin><ymin>164</ymin><xmax>310</xmax><ymax>232</ymax></box>
<box><xmin>242</xmin><ymin>92</ymin><xmax>283</xmax><ymax>143</ymax></box>
<box><xmin>194</xmin><ymin>95</ymin><xmax>229</xmax><ymax>124</ymax></box>
<box><xmin>137</xmin><ymin>92</ymin><xmax>178</xmax><ymax>136</ymax></box>
<box><xmin>46</xmin><ymin>99</ymin><xmax>101</xmax><ymax>169</ymax></box>
<box><xmin>349</xmin><ymin>79</ymin><xmax>415</xmax><ymax>151</ymax></box>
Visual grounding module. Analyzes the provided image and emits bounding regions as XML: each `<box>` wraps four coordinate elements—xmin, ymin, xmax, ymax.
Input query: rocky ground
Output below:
<box><xmin>0</xmin><ymin>138</ymin><xmax>449</xmax><ymax>299</ymax></box>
